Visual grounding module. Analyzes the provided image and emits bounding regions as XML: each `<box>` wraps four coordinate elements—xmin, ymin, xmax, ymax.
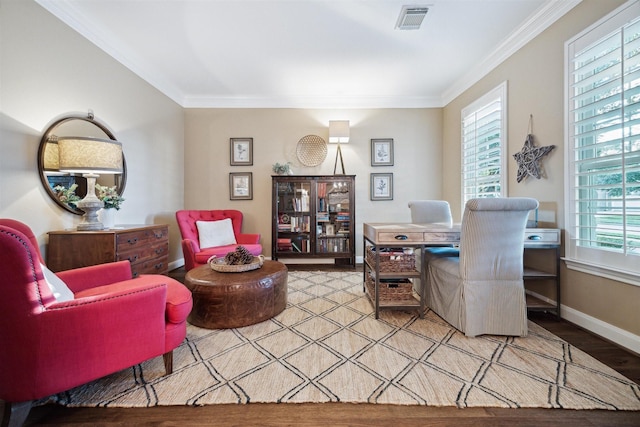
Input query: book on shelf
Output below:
<box><xmin>317</xmin><ymin>182</ymin><xmax>327</xmax><ymax>198</ymax></box>
<box><xmin>277</xmin><ymin>238</ymin><xmax>292</xmax><ymax>251</ymax></box>
<box><xmin>318</xmin><ymin>198</ymin><xmax>326</xmax><ymax>213</ymax></box>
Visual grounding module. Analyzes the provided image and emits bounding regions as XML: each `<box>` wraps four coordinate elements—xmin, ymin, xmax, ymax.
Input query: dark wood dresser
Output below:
<box><xmin>47</xmin><ymin>224</ymin><xmax>169</xmax><ymax>276</ymax></box>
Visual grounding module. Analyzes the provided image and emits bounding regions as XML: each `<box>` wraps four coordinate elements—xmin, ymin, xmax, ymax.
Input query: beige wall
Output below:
<box><xmin>0</xmin><ymin>0</ymin><xmax>185</xmax><ymax>262</ymax></box>
<box><xmin>2</xmin><ymin>0</ymin><xmax>637</xmax><ymax>346</ymax></box>
<box><xmin>184</xmin><ymin>108</ymin><xmax>443</xmax><ymax>259</ymax></box>
<box><xmin>442</xmin><ymin>0</ymin><xmax>639</xmax><ymax>337</ymax></box>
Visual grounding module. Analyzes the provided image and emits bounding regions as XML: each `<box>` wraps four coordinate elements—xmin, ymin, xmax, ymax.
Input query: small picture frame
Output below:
<box><xmin>370</xmin><ymin>173</ymin><xmax>393</xmax><ymax>200</ymax></box>
<box><xmin>325</xmin><ymin>224</ymin><xmax>335</xmax><ymax>236</ymax></box>
<box><xmin>230</xmin><ymin>138</ymin><xmax>253</xmax><ymax>166</ymax></box>
<box><xmin>371</xmin><ymin>138</ymin><xmax>394</xmax><ymax>166</ymax></box>
<box><xmin>229</xmin><ymin>172</ymin><xmax>253</xmax><ymax>200</ymax></box>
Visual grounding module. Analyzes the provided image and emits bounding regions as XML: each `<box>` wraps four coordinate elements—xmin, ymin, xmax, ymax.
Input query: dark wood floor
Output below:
<box><xmin>7</xmin><ymin>265</ymin><xmax>640</xmax><ymax>426</ymax></box>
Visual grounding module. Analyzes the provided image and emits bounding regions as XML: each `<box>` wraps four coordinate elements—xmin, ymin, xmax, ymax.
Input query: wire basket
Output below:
<box><xmin>365</xmin><ymin>273</ymin><xmax>414</xmax><ymax>301</ymax></box>
<box><xmin>365</xmin><ymin>246</ymin><xmax>415</xmax><ymax>272</ymax></box>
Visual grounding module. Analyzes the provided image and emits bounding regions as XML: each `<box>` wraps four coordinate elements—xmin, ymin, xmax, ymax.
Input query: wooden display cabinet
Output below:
<box><xmin>272</xmin><ymin>175</ymin><xmax>355</xmax><ymax>266</ymax></box>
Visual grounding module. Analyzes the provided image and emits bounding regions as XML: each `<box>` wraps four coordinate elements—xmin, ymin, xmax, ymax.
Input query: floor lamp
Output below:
<box><xmin>58</xmin><ymin>137</ymin><xmax>123</xmax><ymax>231</ymax></box>
<box><xmin>329</xmin><ymin>120</ymin><xmax>349</xmax><ymax>175</ymax></box>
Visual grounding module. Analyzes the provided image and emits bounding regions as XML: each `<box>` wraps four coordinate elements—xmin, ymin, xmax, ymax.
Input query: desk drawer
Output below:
<box><xmin>423</xmin><ymin>231</ymin><xmax>460</xmax><ymax>243</ymax></box>
<box><xmin>376</xmin><ymin>232</ymin><xmax>425</xmax><ymax>244</ymax></box>
<box><xmin>524</xmin><ymin>229</ymin><xmax>560</xmax><ymax>246</ymax></box>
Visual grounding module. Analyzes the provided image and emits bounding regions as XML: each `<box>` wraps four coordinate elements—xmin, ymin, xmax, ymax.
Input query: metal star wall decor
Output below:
<box><xmin>513</xmin><ymin>117</ymin><xmax>555</xmax><ymax>183</ymax></box>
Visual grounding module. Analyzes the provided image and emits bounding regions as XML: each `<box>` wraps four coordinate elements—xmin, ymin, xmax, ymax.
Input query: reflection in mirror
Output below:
<box><xmin>38</xmin><ymin>112</ymin><xmax>127</xmax><ymax>215</ymax></box>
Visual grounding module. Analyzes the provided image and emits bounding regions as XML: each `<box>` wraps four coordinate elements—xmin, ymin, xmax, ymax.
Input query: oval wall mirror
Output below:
<box><xmin>38</xmin><ymin>112</ymin><xmax>127</xmax><ymax>215</ymax></box>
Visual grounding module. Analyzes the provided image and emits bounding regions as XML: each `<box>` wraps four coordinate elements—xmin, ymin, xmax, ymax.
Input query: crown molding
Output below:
<box><xmin>182</xmin><ymin>95</ymin><xmax>443</xmax><ymax>109</ymax></box>
<box><xmin>36</xmin><ymin>0</ymin><xmax>581</xmax><ymax>109</ymax></box>
<box><xmin>440</xmin><ymin>0</ymin><xmax>582</xmax><ymax>106</ymax></box>
<box><xmin>35</xmin><ymin>0</ymin><xmax>185</xmax><ymax>106</ymax></box>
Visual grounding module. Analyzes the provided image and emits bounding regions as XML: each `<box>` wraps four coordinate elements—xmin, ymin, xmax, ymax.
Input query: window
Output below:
<box><xmin>461</xmin><ymin>82</ymin><xmax>507</xmax><ymax>205</ymax></box>
<box><xmin>565</xmin><ymin>0</ymin><xmax>640</xmax><ymax>283</ymax></box>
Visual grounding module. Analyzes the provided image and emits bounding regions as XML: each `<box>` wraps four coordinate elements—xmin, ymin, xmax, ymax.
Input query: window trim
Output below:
<box><xmin>460</xmin><ymin>81</ymin><xmax>508</xmax><ymax>208</ymax></box>
<box><xmin>563</xmin><ymin>0</ymin><xmax>640</xmax><ymax>287</ymax></box>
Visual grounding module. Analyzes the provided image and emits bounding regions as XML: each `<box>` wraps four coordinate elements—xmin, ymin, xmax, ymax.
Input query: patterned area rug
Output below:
<box><xmin>45</xmin><ymin>271</ymin><xmax>640</xmax><ymax>410</ymax></box>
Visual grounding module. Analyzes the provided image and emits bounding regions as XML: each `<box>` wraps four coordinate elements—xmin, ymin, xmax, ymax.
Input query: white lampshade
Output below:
<box><xmin>43</xmin><ymin>140</ymin><xmax>60</xmax><ymax>171</ymax></box>
<box><xmin>57</xmin><ymin>137</ymin><xmax>123</xmax><ymax>174</ymax></box>
<box><xmin>329</xmin><ymin>120</ymin><xmax>350</xmax><ymax>144</ymax></box>
<box><xmin>57</xmin><ymin>136</ymin><xmax>123</xmax><ymax>231</ymax></box>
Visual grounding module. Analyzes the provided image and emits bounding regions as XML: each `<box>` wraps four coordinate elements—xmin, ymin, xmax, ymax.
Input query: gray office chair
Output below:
<box><xmin>408</xmin><ymin>200</ymin><xmax>453</xmax><ymax>226</ymax></box>
<box><xmin>427</xmin><ymin>197</ymin><xmax>538</xmax><ymax>337</ymax></box>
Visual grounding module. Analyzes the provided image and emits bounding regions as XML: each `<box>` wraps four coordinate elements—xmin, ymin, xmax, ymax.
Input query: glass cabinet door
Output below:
<box><xmin>275</xmin><ymin>180</ymin><xmax>312</xmax><ymax>254</ymax></box>
<box><xmin>315</xmin><ymin>179</ymin><xmax>351</xmax><ymax>254</ymax></box>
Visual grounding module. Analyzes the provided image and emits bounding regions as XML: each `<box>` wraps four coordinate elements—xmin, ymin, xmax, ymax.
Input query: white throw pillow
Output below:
<box><xmin>196</xmin><ymin>218</ymin><xmax>237</xmax><ymax>249</ymax></box>
<box><xmin>41</xmin><ymin>263</ymin><xmax>74</xmax><ymax>302</ymax></box>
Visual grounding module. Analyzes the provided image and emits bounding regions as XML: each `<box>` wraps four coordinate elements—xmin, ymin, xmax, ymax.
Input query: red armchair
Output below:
<box><xmin>0</xmin><ymin>219</ymin><xmax>193</xmax><ymax>427</ymax></box>
<box><xmin>176</xmin><ymin>210</ymin><xmax>262</xmax><ymax>271</ymax></box>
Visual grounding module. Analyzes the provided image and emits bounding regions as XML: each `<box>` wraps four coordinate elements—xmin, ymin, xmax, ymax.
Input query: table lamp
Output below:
<box><xmin>329</xmin><ymin>120</ymin><xmax>349</xmax><ymax>175</ymax></box>
<box><xmin>57</xmin><ymin>136</ymin><xmax>123</xmax><ymax>231</ymax></box>
<box><xmin>43</xmin><ymin>137</ymin><xmax>61</xmax><ymax>172</ymax></box>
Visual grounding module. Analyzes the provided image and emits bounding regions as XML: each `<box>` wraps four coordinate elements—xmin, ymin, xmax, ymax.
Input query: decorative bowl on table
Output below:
<box><xmin>207</xmin><ymin>254</ymin><xmax>264</xmax><ymax>273</ymax></box>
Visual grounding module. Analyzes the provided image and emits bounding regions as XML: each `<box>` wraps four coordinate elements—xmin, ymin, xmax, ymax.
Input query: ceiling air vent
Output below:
<box><xmin>395</xmin><ymin>6</ymin><xmax>429</xmax><ymax>30</ymax></box>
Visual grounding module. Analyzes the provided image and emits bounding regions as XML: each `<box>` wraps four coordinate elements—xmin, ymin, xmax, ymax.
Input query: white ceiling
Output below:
<box><xmin>35</xmin><ymin>0</ymin><xmax>580</xmax><ymax>108</ymax></box>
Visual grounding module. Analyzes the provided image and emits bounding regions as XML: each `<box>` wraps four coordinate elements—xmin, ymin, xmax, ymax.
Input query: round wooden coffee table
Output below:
<box><xmin>184</xmin><ymin>260</ymin><xmax>288</xmax><ymax>329</ymax></box>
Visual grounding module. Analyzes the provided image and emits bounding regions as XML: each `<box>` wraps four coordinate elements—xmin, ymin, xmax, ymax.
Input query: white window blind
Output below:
<box><xmin>566</xmin><ymin>0</ymin><xmax>640</xmax><ymax>281</ymax></box>
<box><xmin>461</xmin><ymin>82</ymin><xmax>507</xmax><ymax>204</ymax></box>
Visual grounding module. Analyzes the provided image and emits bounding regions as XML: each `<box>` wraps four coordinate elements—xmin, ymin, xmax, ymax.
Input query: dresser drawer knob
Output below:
<box><xmin>127</xmin><ymin>255</ymin><xmax>139</xmax><ymax>262</ymax></box>
<box><xmin>127</xmin><ymin>237</ymin><xmax>138</xmax><ymax>245</ymax></box>
<box><xmin>155</xmin><ymin>263</ymin><xmax>164</xmax><ymax>270</ymax></box>
<box><xmin>155</xmin><ymin>248</ymin><xmax>164</xmax><ymax>254</ymax></box>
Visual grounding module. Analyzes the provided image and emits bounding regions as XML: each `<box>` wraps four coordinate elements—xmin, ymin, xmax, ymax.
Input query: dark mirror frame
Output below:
<box><xmin>38</xmin><ymin>112</ymin><xmax>127</xmax><ymax>215</ymax></box>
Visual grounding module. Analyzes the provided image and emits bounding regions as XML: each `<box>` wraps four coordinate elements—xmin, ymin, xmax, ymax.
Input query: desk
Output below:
<box><xmin>363</xmin><ymin>223</ymin><xmax>560</xmax><ymax>319</ymax></box>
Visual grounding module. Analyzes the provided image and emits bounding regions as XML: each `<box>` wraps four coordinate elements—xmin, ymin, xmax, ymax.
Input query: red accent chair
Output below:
<box><xmin>176</xmin><ymin>210</ymin><xmax>262</xmax><ymax>271</ymax></box>
<box><xmin>0</xmin><ymin>219</ymin><xmax>193</xmax><ymax>427</ymax></box>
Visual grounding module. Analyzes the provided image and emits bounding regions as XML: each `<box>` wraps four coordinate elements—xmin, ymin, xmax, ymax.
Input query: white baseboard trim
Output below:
<box><xmin>561</xmin><ymin>305</ymin><xmax>640</xmax><ymax>356</ymax></box>
<box><xmin>169</xmin><ymin>259</ymin><xmax>184</xmax><ymax>271</ymax></box>
<box><xmin>527</xmin><ymin>290</ymin><xmax>640</xmax><ymax>355</ymax></box>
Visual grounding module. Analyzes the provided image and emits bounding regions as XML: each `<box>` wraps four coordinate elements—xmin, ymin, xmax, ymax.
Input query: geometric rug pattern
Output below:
<box><xmin>45</xmin><ymin>271</ymin><xmax>640</xmax><ymax>410</ymax></box>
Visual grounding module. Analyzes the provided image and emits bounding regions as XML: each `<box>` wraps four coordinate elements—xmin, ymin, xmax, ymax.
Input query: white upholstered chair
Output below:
<box><xmin>426</xmin><ymin>197</ymin><xmax>539</xmax><ymax>337</ymax></box>
<box><xmin>408</xmin><ymin>200</ymin><xmax>456</xmax><ymax>298</ymax></box>
<box><xmin>408</xmin><ymin>200</ymin><xmax>453</xmax><ymax>226</ymax></box>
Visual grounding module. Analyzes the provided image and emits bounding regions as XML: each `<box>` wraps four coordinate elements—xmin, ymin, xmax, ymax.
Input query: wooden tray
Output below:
<box><xmin>207</xmin><ymin>255</ymin><xmax>264</xmax><ymax>273</ymax></box>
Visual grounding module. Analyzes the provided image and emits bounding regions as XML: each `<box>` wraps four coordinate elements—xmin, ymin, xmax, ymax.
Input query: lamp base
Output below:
<box><xmin>77</xmin><ymin>199</ymin><xmax>104</xmax><ymax>231</ymax></box>
<box><xmin>333</xmin><ymin>144</ymin><xmax>346</xmax><ymax>175</ymax></box>
<box><xmin>76</xmin><ymin>174</ymin><xmax>104</xmax><ymax>231</ymax></box>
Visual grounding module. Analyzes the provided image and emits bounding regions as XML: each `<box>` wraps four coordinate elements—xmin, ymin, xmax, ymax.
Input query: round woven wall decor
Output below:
<box><xmin>296</xmin><ymin>135</ymin><xmax>327</xmax><ymax>167</ymax></box>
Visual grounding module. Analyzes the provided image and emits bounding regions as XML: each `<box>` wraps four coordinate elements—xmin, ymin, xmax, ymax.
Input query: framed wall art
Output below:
<box><xmin>371</xmin><ymin>138</ymin><xmax>394</xmax><ymax>166</ymax></box>
<box><xmin>229</xmin><ymin>172</ymin><xmax>253</xmax><ymax>200</ymax></box>
<box><xmin>370</xmin><ymin>173</ymin><xmax>393</xmax><ymax>200</ymax></box>
<box><xmin>230</xmin><ymin>138</ymin><xmax>253</xmax><ymax>166</ymax></box>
